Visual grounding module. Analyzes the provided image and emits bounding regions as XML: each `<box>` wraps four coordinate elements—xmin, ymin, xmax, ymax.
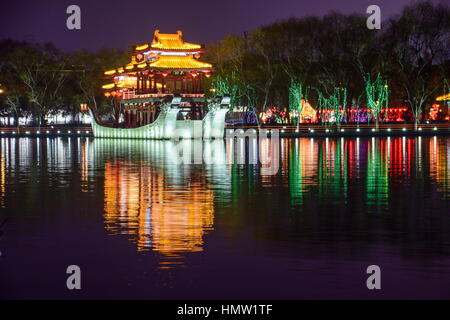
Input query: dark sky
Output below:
<box><xmin>0</xmin><ymin>0</ymin><xmax>445</xmax><ymax>52</ymax></box>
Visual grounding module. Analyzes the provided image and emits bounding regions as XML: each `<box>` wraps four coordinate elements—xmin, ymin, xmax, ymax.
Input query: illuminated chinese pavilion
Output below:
<box><xmin>102</xmin><ymin>30</ymin><xmax>213</xmax><ymax>127</ymax></box>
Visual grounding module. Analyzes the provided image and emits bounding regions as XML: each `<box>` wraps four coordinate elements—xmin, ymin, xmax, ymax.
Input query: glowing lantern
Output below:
<box><xmin>162</xmin><ymin>71</ymin><xmax>169</xmax><ymax>77</ymax></box>
<box><xmin>194</xmin><ymin>53</ymin><xmax>201</xmax><ymax>59</ymax></box>
<box><xmin>191</xmin><ymin>71</ymin><xmax>198</xmax><ymax>77</ymax></box>
<box><xmin>113</xmin><ymin>77</ymin><xmax>120</xmax><ymax>83</ymax></box>
<box><xmin>111</xmin><ymin>91</ymin><xmax>117</xmax><ymax>97</ymax></box>
<box><xmin>204</xmin><ymin>72</ymin><xmax>211</xmax><ymax>78</ymax></box>
<box><xmin>149</xmin><ymin>73</ymin><xmax>154</xmax><ymax>78</ymax></box>
<box><xmin>104</xmin><ymin>92</ymin><xmax>111</xmax><ymax>97</ymax></box>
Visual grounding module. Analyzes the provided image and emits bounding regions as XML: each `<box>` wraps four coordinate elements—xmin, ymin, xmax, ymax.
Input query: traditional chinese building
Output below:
<box><xmin>102</xmin><ymin>30</ymin><xmax>213</xmax><ymax>127</ymax></box>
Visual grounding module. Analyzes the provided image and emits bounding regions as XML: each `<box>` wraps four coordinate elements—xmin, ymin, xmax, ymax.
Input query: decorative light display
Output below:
<box><xmin>289</xmin><ymin>80</ymin><xmax>303</xmax><ymax>125</ymax></box>
<box><xmin>135</xmin><ymin>44</ymin><xmax>149</xmax><ymax>51</ymax></box>
<box><xmin>102</xmin><ymin>83</ymin><xmax>115</xmax><ymax>89</ymax></box>
<box><xmin>212</xmin><ymin>73</ymin><xmax>243</xmax><ymax>108</ymax></box>
<box><xmin>365</xmin><ymin>73</ymin><xmax>389</xmax><ymax>130</ymax></box>
<box><xmin>317</xmin><ymin>86</ymin><xmax>347</xmax><ymax>126</ymax></box>
<box><xmin>136</xmin><ymin>53</ymin><xmax>144</xmax><ymax>61</ymax></box>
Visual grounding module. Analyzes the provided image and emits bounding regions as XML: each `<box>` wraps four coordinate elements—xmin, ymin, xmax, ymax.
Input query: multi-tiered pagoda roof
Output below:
<box><xmin>103</xmin><ymin>30</ymin><xmax>213</xmax><ymax>95</ymax></box>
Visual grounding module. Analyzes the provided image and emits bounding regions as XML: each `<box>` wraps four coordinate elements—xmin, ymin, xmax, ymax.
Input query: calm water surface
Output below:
<box><xmin>0</xmin><ymin>136</ymin><xmax>450</xmax><ymax>299</ymax></box>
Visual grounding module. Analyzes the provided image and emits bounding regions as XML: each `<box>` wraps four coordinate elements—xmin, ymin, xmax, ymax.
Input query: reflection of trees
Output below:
<box><xmin>0</xmin><ymin>154</ymin><xmax>5</xmax><ymax>208</ymax></box>
<box><xmin>288</xmin><ymin>138</ymin><xmax>319</xmax><ymax>206</ymax></box>
<box><xmin>316</xmin><ymin>138</ymin><xmax>350</xmax><ymax>203</ymax></box>
<box><xmin>429</xmin><ymin>137</ymin><xmax>450</xmax><ymax>196</ymax></box>
<box><xmin>366</xmin><ymin>138</ymin><xmax>389</xmax><ymax>212</ymax></box>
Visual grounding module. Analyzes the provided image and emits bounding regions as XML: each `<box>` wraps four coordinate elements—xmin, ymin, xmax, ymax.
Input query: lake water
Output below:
<box><xmin>0</xmin><ymin>136</ymin><xmax>450</xmax><ymax>299</ymax></box>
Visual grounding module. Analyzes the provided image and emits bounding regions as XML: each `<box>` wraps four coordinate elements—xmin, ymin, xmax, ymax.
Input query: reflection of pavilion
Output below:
<box><xmin>94</xmin><ymin>139</ymin><xmax>229</xmax><ymax>268</ymax></box>
<box><xmin>103</xmin><ymin>162</ymin><xmax>214</xmax><ymax>264</ymax></box>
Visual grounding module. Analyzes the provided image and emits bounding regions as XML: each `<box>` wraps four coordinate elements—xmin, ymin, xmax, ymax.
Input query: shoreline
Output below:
<box><xmin>0</xmin><ymin>123</ymin><xmax>448</xmax><ymax>138</ymax></box>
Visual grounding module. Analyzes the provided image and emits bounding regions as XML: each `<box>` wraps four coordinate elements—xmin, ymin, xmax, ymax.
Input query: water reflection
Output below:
<box><xmin>1</xmin><ymin>136</ymin><xmax>450</xmax><ymax>270</ymax></box>
<box><xmin>103</xmin><ymin>161</ymin><xmax>215</xmax><ymax>267</ymax></box>
<box><xmin>94</xmin><ymin>139</ymin><xmax>228</xmax><ymax>268</ymax></box>
<box><xmin>284</xmin><ymin>136</ymin><xmax>450</xmax><ymax>210</ymax></box>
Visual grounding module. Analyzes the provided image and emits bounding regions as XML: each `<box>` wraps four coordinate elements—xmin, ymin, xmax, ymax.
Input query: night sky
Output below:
<box><xmin>0</xmin><ymin>0</ymin><xmax>445</xmax><ymax>51</ymax></box>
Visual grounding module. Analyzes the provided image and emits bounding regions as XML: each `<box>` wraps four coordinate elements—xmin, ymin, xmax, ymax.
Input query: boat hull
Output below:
<box><xmin>89</xmin><ymin>107</ymin><xmax>228</xmax><ymax>140</ymax></box>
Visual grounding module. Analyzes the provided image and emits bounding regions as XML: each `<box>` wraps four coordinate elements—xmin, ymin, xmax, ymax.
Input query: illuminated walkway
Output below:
<box><xmin>229</xmin><ymin>123</ymin><xmax>450</xmax><ymax>137</ymax></box>
<box><xmin>0</xmin><ymin>123</ymin><xmax>449</xmax><ymax>137</ymax></box>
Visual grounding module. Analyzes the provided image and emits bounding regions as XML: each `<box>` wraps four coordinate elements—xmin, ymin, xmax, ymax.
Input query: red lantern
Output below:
<box><xmin>162</xmin><ymin>71</ymin><xmax>169</xmax><ymax>77</ymax></box>
<box><xmin>104</xmin><ymin>92</ymin><xmax>111</xmax><ymax>97</ymax></box>
<box><xmin>149</xmin><ymin>73</ymin><xmax>154</xmax><ymax>78</ymax></box>
<box><xmin>204</xmin><ymin>72</ymin><xmax>211</xmax><ymax>78</ymax></box>
<box><xmin>113</xmin><ymin>77</ymin><xmax>120</xmax><ymax>83</ymax></box>
<box><xmin>194</xmin><ymin>53</ymin><xmax>201</xmax><ymax>59</ymax></box>
<box><xmin>191</xmin><ymin>71</ymin><xmax>198</xmax><ymax>78</ymax></box>
<box><xmin>111</xmin><ymin>91</ymin><xmax>117</xmax><ymax>96</ymax></box>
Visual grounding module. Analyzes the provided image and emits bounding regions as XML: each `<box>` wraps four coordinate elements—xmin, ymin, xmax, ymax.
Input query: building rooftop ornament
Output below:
<box><xmin>148</xmin><ymin>30</ymin><xmax>202</xmax><ymax>51</ymax></box>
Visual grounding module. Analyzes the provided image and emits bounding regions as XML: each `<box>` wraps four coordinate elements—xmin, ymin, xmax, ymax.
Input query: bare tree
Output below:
<box><xmin>385</xmin><ymin>1</ymin><xmax>450</xmax><ymax>128</ymax></box>
<box><xmin>8</xmin><ymin>43</ymin><xmax>67</xmax><ymax>125</ymax></box>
